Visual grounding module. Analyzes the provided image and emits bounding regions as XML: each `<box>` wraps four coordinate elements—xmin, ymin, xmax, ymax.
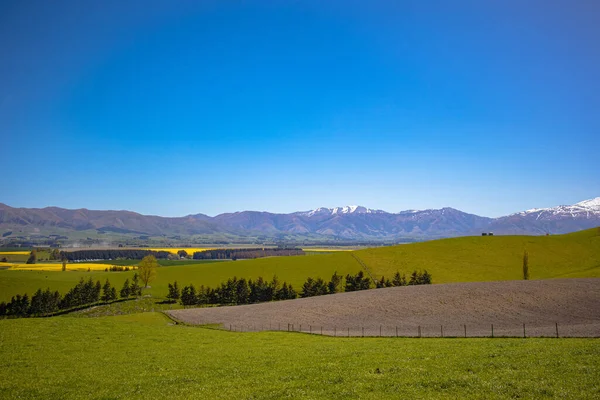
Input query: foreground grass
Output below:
<box><xmin>0</xmin><ymin>313</ymin><xmax>598</xmax><ymax>399</ymax></box>
<box><xmin>1</xmin><ymin>228</ymin><xmax>598</xmax><ymax>302</ymax></box>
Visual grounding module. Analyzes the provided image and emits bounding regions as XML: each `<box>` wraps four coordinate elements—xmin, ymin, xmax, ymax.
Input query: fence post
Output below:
<box><xmin>556</xmin><ymin>322</ymin><xmax>559</xmax><ymax>338</ymax></box>
<box><xmin>396</xmin><ymin>326</ymin><xmax>398</xmax><ymax>337</ymax></box>
<box><xmin>441</xmin><ymin>325</ymin><xmax>444</xmax><ymax>338</ymax></box>
<box><xmin>300</xmin><ymin>324</ymin><xmax>302</xmax><ymax>332</ymax></box>
<box><xmin>418</xmin><ymin>325</ymin><xmax>421</xmax><ymax>338</ymax></box>
<box><xmin>464</xmin><ymin>324</ymin><xmax>467</xmax><ymax>338</ymax></box>
<box><xmin>491</xmin><ymin>324</ymin><xmax>494</xmax><ymax>338</ymax></box>
<box><xmin>362</xmin><ymin>327</ymin><xmax>364</xmax><ymax>337</ymax></box>
<box><xmin>334</xmin><ymin>326</ymin><xmax>336</xmax><ymax>337</ymax></box>
<box><xmin>523</xmin><ymin>323</ymin><xmax>526</xmax><ymax>338</ymax></box>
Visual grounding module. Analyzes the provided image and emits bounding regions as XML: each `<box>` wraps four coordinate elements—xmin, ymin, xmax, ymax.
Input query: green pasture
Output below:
<box><xmin>357</xmin><ymin>227</ymin><xmax>600</xmax><ymax>282</ymax></box>
<box><xmin>1</xmin><ymin>228</ymin><xmax>599</xmax><ymax>302</ymax></box>
<box><xmin>0</xmin><ymin>313</ymin><xmax>597</xmax><ymax>399</ymax></box>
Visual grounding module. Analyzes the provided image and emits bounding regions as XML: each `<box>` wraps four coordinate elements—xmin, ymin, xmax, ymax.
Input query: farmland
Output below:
<box><xmin>170</xmin><ymin>278</ymin><xmax>600</xmax><ymax>337</ymax></box>
<box><xmin>1</xmin><ymin>230</ymin><xmax>599</xmax><ymax>399</ymax></box>
<box><xmin>0</xmin><ymin>312</ymin><xmax>598</xmax><ymax>399</ymax></box>
<box><xmin>1</xmin><ymin>228</ymin><xmax>599</xmax><ymax>303</ymax></box>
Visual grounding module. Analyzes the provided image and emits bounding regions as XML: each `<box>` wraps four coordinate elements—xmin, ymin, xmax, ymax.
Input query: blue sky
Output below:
<box><xmin>2</xmin><ymin>0</ymin><xmax>599</xmax><ymax>217</ymax></box>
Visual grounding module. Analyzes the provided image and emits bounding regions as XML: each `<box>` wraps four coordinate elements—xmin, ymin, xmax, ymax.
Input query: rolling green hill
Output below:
<box><xmin>358</xmin><ymin>227</ymin><xmax>600</xmax><ymax>283</ymax></box>
<box><xmin>1</xmin><ymin>228</ymin><xmax>598</xmax><ymax>302</ymax></box>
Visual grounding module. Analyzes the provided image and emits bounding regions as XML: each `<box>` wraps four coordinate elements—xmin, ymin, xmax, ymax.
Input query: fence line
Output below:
<box><xmin>350</xmin><ymin>253</ymin><xmax>377</xmax><ymax>284</ymax></box>
<box><xmin>225</xmin><ymin>321</ymin><xmax>598</xmax><ymax>338</ymax></box>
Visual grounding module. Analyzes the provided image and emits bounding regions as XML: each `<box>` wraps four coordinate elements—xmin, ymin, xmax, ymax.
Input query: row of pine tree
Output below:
<box><xmin>0</xmin><ymin>274</ymin><xmax>144</xmax><ymax>317</ymax></box>
<box><xmin>169</xmin><ymin>270</ymin><xmax>432</xmax><ymax>306</ymax></box>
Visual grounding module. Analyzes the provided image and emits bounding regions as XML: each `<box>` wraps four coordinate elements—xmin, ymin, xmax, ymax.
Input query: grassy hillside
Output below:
<box><xmin>1</xmin><ymin>228</ymin><xmax>598</xmax><ymax>302</ymax></box>
<box><xmin>0</xmin><ymin>313</ymin><xmax>597</xmax><ymax>399</ymax></box>
<box><xmin>358</xmin><ymin>227</ymin><xmax>600</xmax><ymax>283</ymax></box>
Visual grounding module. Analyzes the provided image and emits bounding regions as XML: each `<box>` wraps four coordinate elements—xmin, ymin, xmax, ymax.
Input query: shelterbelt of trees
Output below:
<box><xmin>0</xmin><ymin>274</ymin><xmax>143</xmax><ymax>318</ymax></box>
<box><xmin>59</xmin><ymin>248</ymin><xmax>304</xmax><ymax>262</ymax></box>
<box><xmin>169</xmin><ymin>270</ymin><xmax>432</xmax><ymax>307</ymax></box>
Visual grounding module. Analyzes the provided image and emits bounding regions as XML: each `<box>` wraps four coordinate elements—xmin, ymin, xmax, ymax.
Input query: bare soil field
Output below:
<box><xmin>168</xmin><ymin>278</ymin><xmax>600</xmax><ymax>337</ymax></box>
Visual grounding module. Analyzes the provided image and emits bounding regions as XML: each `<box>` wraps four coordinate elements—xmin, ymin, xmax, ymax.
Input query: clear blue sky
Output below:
<box><xmin>2</xmin><ymin>0</ymin><xmax>599</xmax><ymax>217</ymax></box>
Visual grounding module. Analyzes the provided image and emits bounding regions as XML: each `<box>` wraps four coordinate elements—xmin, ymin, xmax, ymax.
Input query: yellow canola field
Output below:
<box><xmin>146</xmin><ymin>248</ymin><xmax>212</xmax><ymax>255</ymax></box>
<box><xmin>0</xmin><ymin>251</ymin><xmax>31</xmax><ymax>255</ymax></box>
<box><xmin>5</xmin><ymin>263</ymin><xmax>115</xmax><ymax>271</ymax></box>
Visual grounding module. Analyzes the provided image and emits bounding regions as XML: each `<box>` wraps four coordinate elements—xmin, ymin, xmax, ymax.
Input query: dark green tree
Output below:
<box><xmin>26</xmin><ymin>250</ymin><xmax>37</xmax><ymax>264</ymax></box>
<box><xmin>277</xmin><ymin>282</ymin><xmax>298</xmax><ymax>300</ymax></box>
<box><xmin>328</xmin><ymin>271</ymin><xmax>343</xmax><ymax>294</ymax></box>
<box><xmin>300</xmin><ymin>277</ymin><xmax>328</xmax><ymax>298</ymax></box>
<box><xmin>130</xmin><ymin>273</ymin><xmax>142</xmax><ymax>297</ymax></box>
<box><xmin>30</xmin><ymin>289</ymin><xmax>44</xmax><ymax>315</ymax></box>
<box><xmin>101</xmin><ymin>280</ymin><xmax>115</xmax><ymax>302</ymax></box>
<box><xmin>120</xmin><ymin>279</ymin><xmax>131</xmax><ymax>299</ymax></box>
<box><xmin>180</xmin><ymin>285</ymin><xmax>197</xmax><ymax>306</ymax></box>
<box><xmin>236</xmin><ymin>278</ymin><xmax>250</xmax><ymax>304</ymax></box>
<box><xmin>345</xmin><ymin>271</ymin><xmax>371</xmax><ymax>292</ymax></box>
<box><xmin>166</xmin><ymin>281</ymin><xmax>180</xmax><ymax>303</ymax></box>
<box><xmin>8</xmin><ymin>294</ymin><xmax>30</xmax><ymax>316</ymax></box>
<box><xmin>421</xmin><ymin>270</ymin><xmax>432</xmax><ymax>284</ymax></box>
<box><xmin>392</xmin><ymin>271</ymin><xmax>406</xmax><ymax>286</ymax></box>
<box><xmin>408</xmin><ymin>270</ymin><xmax>420</xmax><ymax>285</ymax></box>
<box><xmin>93</xmin><ymin>280</ymin><xmax>101</xmax><ymax>302</ymax></box>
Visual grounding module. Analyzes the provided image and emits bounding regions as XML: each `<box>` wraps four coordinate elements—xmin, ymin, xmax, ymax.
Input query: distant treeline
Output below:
<box><xmin>60</xmin><ymin>249</ymin><xmax>171</xmax><ymax>261</ymax></box>
<box><xmin>60</xmin><ymin>248</ymin><xmax>304</xmax><ymax>261</ymax></box>
<box><xmin>0</xmin><ymin>275</ymin><xmax>143</xmax><ymax>318</ymax></box>
<box><xmin>192</xmin><ymin>248</ymin><xmax>304</xmax><ymax>260</ymax></box>
<box><xmin>169</xmin><ymin>270</ymin><xmax>432</xmax><ymax>307</ymax></box>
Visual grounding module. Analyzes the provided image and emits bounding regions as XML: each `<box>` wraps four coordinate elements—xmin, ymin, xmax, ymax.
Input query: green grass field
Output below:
<box><xmin>0</xmin><ymin>312</ymin><xmax>597</xmax><ymax>399</ymax></box>
<box><xmin>1</xmin><ymin>228</ymin><xmax>598</xmax><ymax>302</ymax></box>
<box><xmin>358</xmin><ymin>228</ymin><xmax>600</xmax><ymax>282</ymax></box>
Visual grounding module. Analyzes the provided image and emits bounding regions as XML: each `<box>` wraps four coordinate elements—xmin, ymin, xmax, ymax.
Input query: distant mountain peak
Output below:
<box><xmin>574</xmin><ymin>197</ymin><xmax>600</xmax><ymax>210</ymax></box>
<box><xmin>515</xmin><ymin>197</ymin><xmax>600</xmax><ymax>218</ymax></box>
<box><xmin>302</xmin><ymin>205</ymin><xmax>387</xmax><ymax>217</ymax></box>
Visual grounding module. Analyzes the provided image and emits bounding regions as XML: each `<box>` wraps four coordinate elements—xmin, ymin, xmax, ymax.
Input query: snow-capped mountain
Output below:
<box><xmin>299</xmin><ymin>205</ymin><xmax>387</xmax><ymax>217</ymax></box>
<box><xmin>1</xmin><ymin>197</ymin><xmax>598</xmax><ymax>242</ymax></box>
<box><xmin>489</xmin><ymin>197</ymin><xmax>600</xmax><ymax>235</ymax></box>
<box><xmin>517</xmin><ymin>197</ymin><xmax>600</xmax><ymax>218</ymax></box>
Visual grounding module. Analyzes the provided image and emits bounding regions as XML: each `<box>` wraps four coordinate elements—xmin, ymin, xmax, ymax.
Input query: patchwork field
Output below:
<box><xmin>0</xmin><ymin>312</ymin><xmax>598</xmax><ymax>399</ymax></box>
<box><xmin>1</xmin><ymin>228</ymin><xmax>599</xmax><ymax>302</ymax></box>
<box><xmin>170</xmin><ymin>278</ymin><xmax>600</xmax><ymax>337</ymax></box>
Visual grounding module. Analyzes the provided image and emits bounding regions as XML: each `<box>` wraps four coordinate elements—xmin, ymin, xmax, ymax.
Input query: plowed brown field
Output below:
<box><xmin>168</xmin><ymin>278</ymin><xmax>600</xmax><ymax>337</ymax></box>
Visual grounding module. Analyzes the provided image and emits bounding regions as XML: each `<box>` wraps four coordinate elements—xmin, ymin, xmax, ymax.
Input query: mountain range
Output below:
<box><xmin>0</xmin><ymin>198</ymin><xmax>599</xmax><ymax>244</ymax></box>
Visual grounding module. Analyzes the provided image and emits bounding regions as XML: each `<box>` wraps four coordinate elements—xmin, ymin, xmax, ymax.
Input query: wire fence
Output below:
<box><xmin>226</xmin><ymin>322</ymin><xmax>600</xmax><ymax>338</ymax></box>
